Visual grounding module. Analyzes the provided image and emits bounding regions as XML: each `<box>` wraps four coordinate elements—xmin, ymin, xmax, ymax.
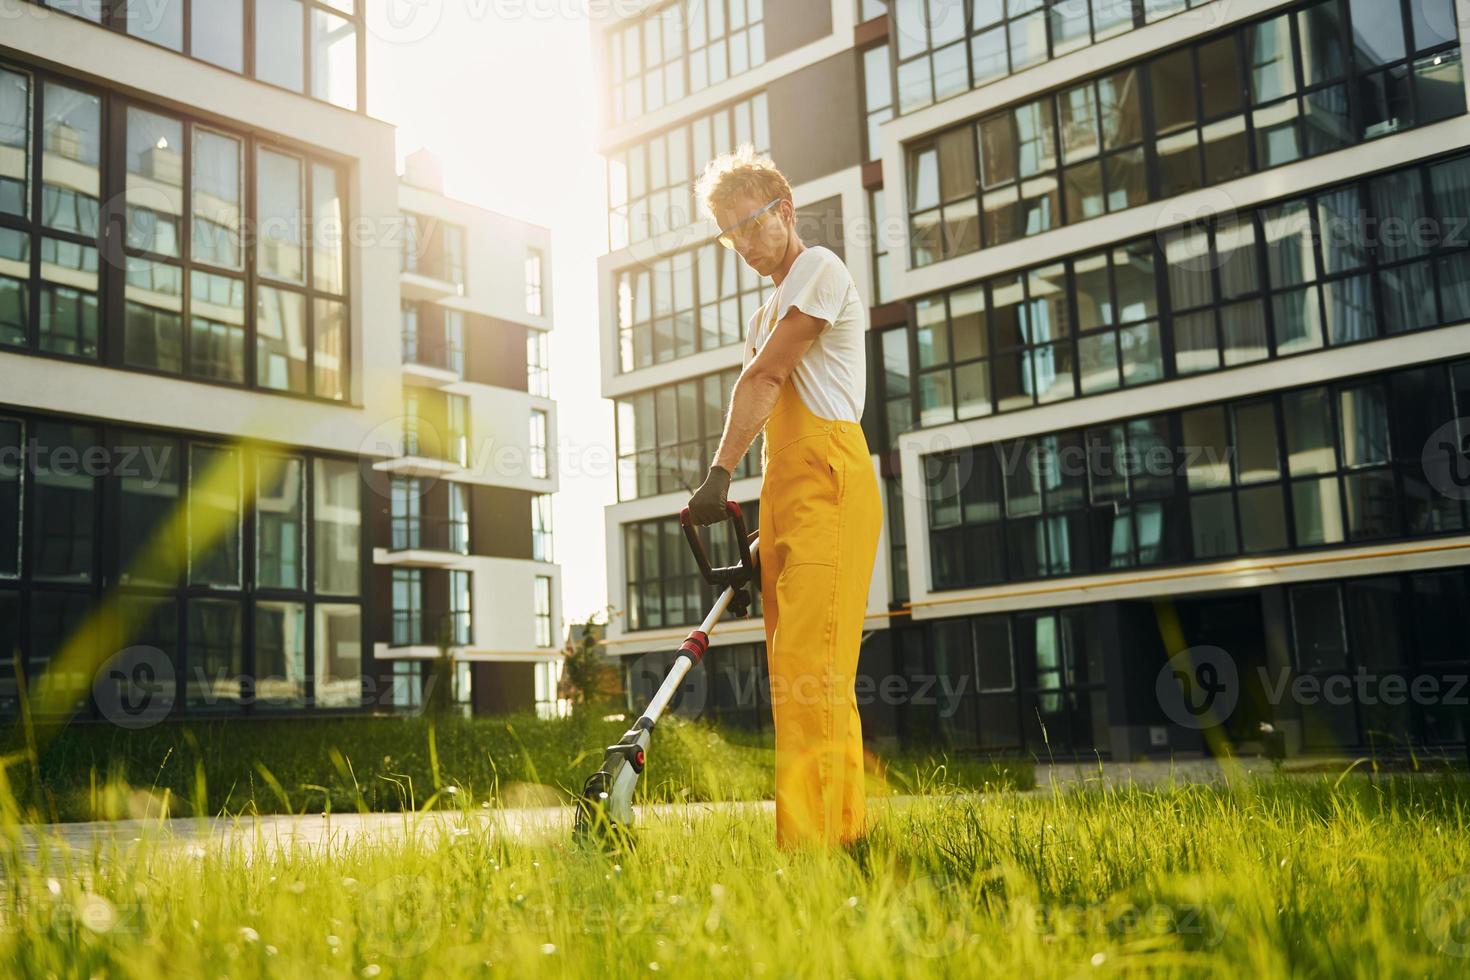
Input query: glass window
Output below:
<box><xmin>255</xmin><ymin>601</ymin><xmax>306</xmax><ymax>707</ymax></box>
<box><xmin>0</xmin><ymin>253</ymin><xmax>20</xmax><ymax>343</ymax></box>
<box><xmin>29</xmin><ymin>592</ymin><xmax>92</xmax><ymax>714</ymax></box>
<box><xmin>123</xmin><ymin>257</ymin><xmax>184</xmax><ymax>373</ymax></box>
<box><xmin>0</xmin><ymin>419</ymin><xmax>19</xmax><ymax>579</ymax></box>
<box><xmin>125</xmin><ymin>107</ymin><xmax>184</xmax><ymax>258</ymax></box>
<box><xmin>310</xmin><ymin>8</ymin><xmax>358</xmax><ymax>111</ymax></box>
<box><xmin>530</xmin><ymin>409</ymin><xmax>550</xmax><ymax>479</ymax></box>
<box><xmin>1339</xmin><ymin>384</ymin><xmax>1390</xmax><ymax>466</ymax></box>
<box><xmin>189</xmin><ymin>270</ymin><xmax>246</xmax><ymax>383</ymax></box>
<box><xmin>32</xmin><ymin>422</ymin><xmax>95</xmax><ymax>583</ymax></box>
<box><xmin>188</xmin><ymin>444</ymin><xmax>242</xmax><ymax>588</ymax></box>
<box><xmin>255</xmin><ymin>285</ymin><xmax>307</xmax><ymax>392</ymax></box>
<box><xmin>192</xmin><ymin>129</ymin><xmax>244</xmax><ymax>270</ymax></box>
<box><xmin>314</xmin><ymin>458</ymin><xmax>360</xmax><ymax>595</ymax></box>
<box><xmin>528</xmin><ymin>329</ymin><xmax>550</xmax><ymax>398</ymax></box>
<box><xmin>256</xmin><ymin>0</ymin><xmax>306</xmax><ymax>93</ymax></box>
<box><xmin>312</xmin><ymin>164</ymin><xmax>344</xmax><ymax>294</ymax></box>
<box><xmin>392</xmin><ymin>567</ymin><xmax>421</xmax><ymax>645</ymax></box>
<box><xmin>526</xmin><ymin>247</ymin><xmax>545</xmax><ymax>316</ymax></box>
<box><xmin>109</xmin><ymin>594</ymin><xmax>178</xmax><ymax>717</ymax></box>
<box><xmin>535</xmin><ymin>575</ymin><xmax>554</xmax><ymax>647</ymax></box>
<box><xmin>118</xmin><ymin>433</ymin><xmax>181</xmax><ymax>587</ymax></box>
<box><xmin>1292</xmin><ymin>583</ymin><xmax>1347</xmax><ymax>670</ymax></box>
<box><xmin>42</xmin><ymin>82</ymin><xmax>101</xmax><ymax>237</ymax></box>
<box><xmin>1233</xmin><ymin>400</ymin><xmax>1281</xmax><ymax>484</ymax></box>
<box><xmin>1283</xmin><ymin>387</ymin><xmax>1336</xmax><ymax>475</ymax></box>
<box><xmin>256</xmin><ymin>147</ymin><xmax>304</xmax><ymax>283</ymax></box>
<box><xmin>257</xmin><ymin>454</ymin><xmax>305</xmax><ymax>590</ymax></box>
<box><xmin>315</xmin><ymin>604</ymin><xmax>361</xmax><ymax>707</ymax></box>
<box><xmin>1349</xmin><ymin>0</ymin><xmax>1407</xmax><ymax>68</ymax></box>
<box><xmin>0</xmin><ymin>68</ymin><xmax>30</xmax><ymax>221</ymax></box>
<box><xmin>314</xmin><ymin>298</ymin><xmax>347</xmax><ymax>400</ymax></box>
<box><xmin>38</xmin><ymin>238</ymin><xmax>99</xmax><ymax>358</ymax></box>
<box><xmin>186</xmin><ymin>598</ymin><xmax>243</xmax><ymax>708</ymax></box>
<box><xmin>533</xmin><ymin>493</ymin><xmax>554</xmax><ymax>562</ymax></box>
<box><xmin>192</xmin><ymin>0</ymin><xmax>245</xmax><ymax>72</ymax></box>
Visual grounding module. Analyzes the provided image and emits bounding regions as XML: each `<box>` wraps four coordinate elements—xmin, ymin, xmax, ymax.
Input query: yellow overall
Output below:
<box><xmin>758</xmin><ymin>375</ymin><xmax>882</xmax><ymax>850</ymax></box>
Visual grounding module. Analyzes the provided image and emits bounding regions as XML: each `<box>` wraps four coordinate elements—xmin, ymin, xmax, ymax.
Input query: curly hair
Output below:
<box><xmin>694</xmin><ymin>144</ymin><xmax>793</xmax><ymax>223</ymax></box>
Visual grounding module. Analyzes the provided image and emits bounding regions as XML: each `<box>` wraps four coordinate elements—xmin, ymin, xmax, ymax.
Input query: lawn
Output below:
<box><xmin>3</xmin><ymin>771</ymin><xmax>1468</xmax><ymax>977</ymax></box>
<box><xmin>4</xmin><ymin>712</ymin><xmax>1032</xmax><ymax>823</ymax></box>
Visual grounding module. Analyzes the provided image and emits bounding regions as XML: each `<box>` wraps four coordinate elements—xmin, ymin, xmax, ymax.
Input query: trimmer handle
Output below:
<box><xmin>679</xmin><ymin>500</ymin><xmax>755</xmax><ymax>590</ymax></box>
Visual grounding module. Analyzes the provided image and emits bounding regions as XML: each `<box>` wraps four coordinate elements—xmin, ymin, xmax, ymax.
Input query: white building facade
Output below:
<box><xmin>593</xmin><ymin>0</ymin><xmax>1470</xmax><ymax>758</ymax></box>
<box><xmin>0</xmin><ymin>4</ymin><xmax>562</xmax><ymax>721</ymax></box>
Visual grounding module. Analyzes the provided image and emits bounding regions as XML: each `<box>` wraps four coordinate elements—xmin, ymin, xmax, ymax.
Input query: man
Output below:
<box><xmin>685</xmin><ymin>146</ymin><xmax>882</xmax><ymax>852</ymax></box>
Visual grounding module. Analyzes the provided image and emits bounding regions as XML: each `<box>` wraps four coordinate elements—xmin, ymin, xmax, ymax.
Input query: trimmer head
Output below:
<box><xmin>571</xmin><ymin>721</ymin><xmax>652</xmax><ymax>854</ymax></box>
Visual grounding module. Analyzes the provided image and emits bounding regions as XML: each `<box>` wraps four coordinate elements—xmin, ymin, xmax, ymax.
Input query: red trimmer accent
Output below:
<box><xmin>677</xmin><ymin>629</ymin><xmax>710</xmax><ymax>665</ymax></box>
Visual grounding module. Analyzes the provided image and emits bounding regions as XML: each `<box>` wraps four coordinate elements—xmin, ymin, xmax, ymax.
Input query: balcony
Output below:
<box><xmin>401</xmin><ymin>333</ymin><xmax>464</xmax><ymax>387</ymax></box>
<box><xmin>379</xmin><ymin>516</ymin><xmax>470</xmax><ymax>568</ymax></box>
<box><xmin>403</xmin><ymin>422</ymin><xmax>467</xmax><ymax>466</ymax></box>
<box><xmin>400</xmin><ymin>270</ymin><xmax>463</xmax><ymax>302</ymax></box>
<box><xmin>400</xmin><ymin>213</ymin><xmax>466</xmax><ymax>301</ymax></box>
<box><xmin>390</xmin><ymin>610</ymin><xmax>472</xmax><ymax>650</ymax></box>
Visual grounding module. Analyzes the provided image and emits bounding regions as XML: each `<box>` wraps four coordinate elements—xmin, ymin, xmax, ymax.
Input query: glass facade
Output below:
<box><xmin>608</xmin><ymin>0</ymin><xmax>766</xmax><ymax>125</ymax></box>
<box><xmin>883</xmin><ymin>149</ymin><xmax>1470</xmax><ymax>446</ymax></box>
<box><xmin>891</xmin><ymin>0</ymin><xmax>1218</xmax><ymax>115</ymax></box>
<box><xmin>625</xmin><ymin>640</ymin><xmax>770</xmax><ymax>729</ymax></box>
<box><xmin>615</xmin><ymin>238</ymin><xmax>774</xmax><ymax>373</ymax></box>
<box><xmin>400</xmin><ymin>302</ymin><xmax>465</xmax><ymax>377</ymax></box>
<box><xmin>615</xmin><ymin>368</ymin><xmax>762</xmax><ymax>501</ymax></box>
<box><xmin>608</xmin><ymin>92</ymin><xmax>769</xmax><ymax>250</ymax></box>
<box><xmin>403</xmin><ymin>389</ymin><xmax>469</xmax><ymax>467</ymax></box>
<box><xmin>622</xmin><ymin>501</ymin><xmax>761</xmax><ymax>631</ymax></box>
<box><xmin>0</xmin><ymin>61</ymin><xmax>351</xmax><ymax>399</ymax></box>
<box><xmin>906</xmin><ymin>0</ymin><xmax>1465</xmax><ymax>266</ymax></box>
<box><xmin>36</xmin><ymin>0</ymin><xmax>363</xmax><ymax>110</ymax></box>
<box><xmin>1290</xmin><ymin>566</ymin><xmax>1470</xmax><ymax>748</ymax></box>
<box><xmin>0</xmin><ymin>413</ymin><xmax>364</xmax><ymax>717</ymax></box>
<box><xmin>401</xmin><ymin>211</ymin><xmax>465</xmax><ymax>287</ymax></box>
<box><xmin>894</xmin><ymin>606</ymin><xmax>1108</xmax><ymax>754</ymax></box>
<box><xmin>924</xmin><ymin>356</ymin><xmax>1470</xmax><ymax>590</ymax></box>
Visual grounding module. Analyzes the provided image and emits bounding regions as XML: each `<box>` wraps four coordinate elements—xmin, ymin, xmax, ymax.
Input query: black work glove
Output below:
<box><xmin>687</xmin><ymin>465</ymin><xmax>731</xmax><ymax>526</ymax></box>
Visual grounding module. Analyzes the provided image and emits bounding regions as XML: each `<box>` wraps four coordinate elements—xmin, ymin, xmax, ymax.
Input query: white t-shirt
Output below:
<box><xmin>742</xmin><ymin>245</ymin><xmax>867</xmax><ymax>423</ymax></box>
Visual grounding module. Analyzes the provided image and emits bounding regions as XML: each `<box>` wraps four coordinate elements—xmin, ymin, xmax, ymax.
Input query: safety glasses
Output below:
<box><xmin>715</xmin><ymin>197</ymin><xmax>782</xmax><ymax>250</ymax></box>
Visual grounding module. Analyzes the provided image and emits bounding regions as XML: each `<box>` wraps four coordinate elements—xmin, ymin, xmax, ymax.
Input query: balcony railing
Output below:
<box><xmin>403</xmin><ymin>421</ymin><xmax>469</xmax><ymax>466</ymax></box>
<box><xmin>391</xmin><ymin>610</ymin><xmax>472</xmax><ymax>648</ymax></box>
<box><xmin>401</xmin><ymin>333</ymin><xmax>465</xmax><ymax>377</ymax></box>
<box><xmin>391</xmin><ymin>515</ymin><xmax>470</xmax><ymax>554</ymax></box>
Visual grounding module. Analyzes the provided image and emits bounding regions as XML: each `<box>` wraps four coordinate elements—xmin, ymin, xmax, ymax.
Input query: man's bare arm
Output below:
<box><xmin>711</xmin><ymin>307</ymin><xmax>826</xmax><ymax>472</ymax></box>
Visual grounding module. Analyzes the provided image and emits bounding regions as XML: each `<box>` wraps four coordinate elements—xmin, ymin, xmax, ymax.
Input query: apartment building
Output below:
<box><xmin>378</xmin><ymin>148</ymin><xmax>562</xmax><ymax>716</ymax></box>
<box><xmin>0</xmin><ymin>4</ymin><xmax>561</xmax><ymax>722</ymax></box>
<box><xmin>594</xmin><ymin>0</ymin><xmax>1470</xmax><ymax>758</ymax></box>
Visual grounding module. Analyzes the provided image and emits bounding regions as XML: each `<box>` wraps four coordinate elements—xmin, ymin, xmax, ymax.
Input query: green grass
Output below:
<box><xmin>2</xmin><ymin>771</ymin><xmax>1469</xmax><ymax>977</ymax></box>
<box><xmin>2</xmin><ymin>711</ymin><xmax>1032</xmax><ymax>823</ymax></box>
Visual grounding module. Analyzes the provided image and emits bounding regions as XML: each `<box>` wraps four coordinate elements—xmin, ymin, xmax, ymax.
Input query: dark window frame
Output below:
<box><xmin>904</xmin><ymin>0</ymin><xmax>1465</xmax><ymax>268</ymax></box>
<box><xmin>0</xmin><ymin>406</ymin><xmax>367</xmax><ymax>718</ymax></box>
<box><xmin>0</xmin><ymin>56</ymin><xmax>354</xmax><ymax>402</ymax></box>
